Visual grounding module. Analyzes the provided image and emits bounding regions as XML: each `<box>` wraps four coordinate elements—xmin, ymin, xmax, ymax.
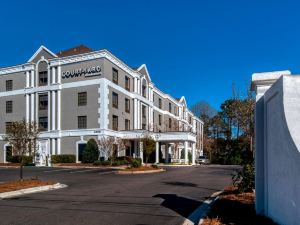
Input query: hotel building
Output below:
<box><xmin>0</xmin><ymin>45</ymin><xmax>203</xmax><ymax>166</ymax></box>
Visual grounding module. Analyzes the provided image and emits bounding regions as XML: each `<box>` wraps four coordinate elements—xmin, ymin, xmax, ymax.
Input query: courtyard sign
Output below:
<box><xmin>62</xmin><ymin>66</ymin><xmax>102</xmax><ymax>79</ymax></box>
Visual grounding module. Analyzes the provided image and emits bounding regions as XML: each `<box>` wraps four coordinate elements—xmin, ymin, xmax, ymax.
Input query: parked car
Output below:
<box><xmin>196</xmin><ymin>156</ymin><xmax>210</xmax><ymax>164</ymax></box>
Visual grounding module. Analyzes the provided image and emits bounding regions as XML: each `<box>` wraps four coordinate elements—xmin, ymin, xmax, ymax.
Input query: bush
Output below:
<box><xmin>8</xmin><ymin>155</ymin><xmax>33</xmax><ymax>165</ymax></box>
<box><xmin>232</xmin><ymin>162</ymin><xmax>255</xmax><ymax>192</ymax></box>
<box><xmin>82</xmin><ymin>139</ymin><xmax>99</xmax><ymax>163</ymax></box>
<box><xmin>51</xmin><ymin>154</ymin><xmax>76</xmax><ymax>163</ymax></box>
<box><xmin>151</xmin><ymin>164</ymin><xmax>158</xmax><ymax>169</ymax></box>
<box><xmin>131</xmin><ymin>158</ymin><xmax>142</xmax><ymax>168</ymax></box>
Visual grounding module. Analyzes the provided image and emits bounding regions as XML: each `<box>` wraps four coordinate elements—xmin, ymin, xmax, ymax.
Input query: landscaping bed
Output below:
<box><xmin>202</xmin><ymin>186</ymin><xmax>277</xmax><ymax>225</ymax></box>
<box><xmin>124</xmin><ymin>165</ymin><xmax>161</xmax><ymax>171</ymax></box>
<box><xmin>0</xmin><ymin>179</ymin><xmax>55</xmax><ymax>193</ymax></box>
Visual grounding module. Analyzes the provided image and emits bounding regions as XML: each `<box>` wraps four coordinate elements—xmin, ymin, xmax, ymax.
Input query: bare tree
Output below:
<box><xmin>97</xmin><ymin>136</ymin><xmax>115</xmax><ymax>165</ymax></box>
<box><xmin>140</xmin><ymin>132</ymin><xmax>156</xmax><ymax>165</ymax></box>
<box><xmin>3</xmin><ymin>120</ymin><xmax>40</xmax><ymax>180</ymax></box>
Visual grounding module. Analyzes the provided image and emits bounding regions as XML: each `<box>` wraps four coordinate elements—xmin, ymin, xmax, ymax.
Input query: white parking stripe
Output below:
<box><xmin>43</xmin><ymin>168</ymin><xmax>74</xmax><ymax>173</ymax></box>
<box><xmin>69</xmin><ymin>169</ymin><xmax>97</xmax><ymax>174</ymax></box>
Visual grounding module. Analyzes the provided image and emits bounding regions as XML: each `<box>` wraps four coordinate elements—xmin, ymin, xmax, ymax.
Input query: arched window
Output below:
<box><xmin>38</xmin><ymin>61</ymin><xmax>48</xmax><ymax>86</ymax></box>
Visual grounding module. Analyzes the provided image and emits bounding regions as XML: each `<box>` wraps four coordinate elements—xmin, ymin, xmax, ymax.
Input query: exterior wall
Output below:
<box><xmin>0</xmin><ymin>72</ymin><xmax>26</xmax><ymax>91</ymax></box>
<box><xmin>0</xmin><ymin>94</ymin><xmax>26</xmax><ymax>133</ymax></box>
<box><xmin>253</xmin><ymin>72</ymin><xmax>300</xmax><ymax>225</ymax></box>
<box><xmin>60</xmin><ymin>136</ymin><xmax>98</xmax><ymax>155</ymax></box>
<box><xmin>61</xmin><ymin>85</ymin><xmax>100</xmax><ymax>130</ymax></box>
<box><xmin>103</xmin><ymin>59</ymin><xmax>134</xmax><ymax>92</ymax></box>
<box><xmin>61</xmin><ymin>58</ymin><xmax>104</xmax><ymax>84</ymax></box>
<box><xmin>108</xmin><ymin>86</ymin><xmax>133</xmax><ymax>131</ymax></box>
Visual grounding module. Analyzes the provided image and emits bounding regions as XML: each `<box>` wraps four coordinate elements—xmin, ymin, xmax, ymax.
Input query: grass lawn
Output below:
<box><xmin>202</xmin><ymin>186</ymin><xmax>278</xmax><ymax>225</ymax></box>
<box><xmin>0</xmin><ymin>179</ymin><xmax>55</xmax><ymax>193</ymax></box>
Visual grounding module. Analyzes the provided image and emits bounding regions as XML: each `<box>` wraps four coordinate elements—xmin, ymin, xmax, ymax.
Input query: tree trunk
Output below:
<box><xmin>20</xmin><ymin>164</ymin><xmax>23</xmax><ymax>181</ymax></box>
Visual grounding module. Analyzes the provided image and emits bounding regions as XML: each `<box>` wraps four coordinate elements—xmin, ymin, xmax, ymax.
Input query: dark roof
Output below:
<box><xmin>56</xmin><ymin>45</ymin><xmax>94</xmax><ymax>57</ymax></box>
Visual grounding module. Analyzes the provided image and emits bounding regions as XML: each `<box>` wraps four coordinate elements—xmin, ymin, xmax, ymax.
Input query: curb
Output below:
<box><xmin>116</xmin><ymin>168</ymin><xmax>166</xmax><ymax>174</ymax></box>
<box><xmin>0</xmin><ymin>183</ymin><xmax>68</xmax><ymax>199</ymax></box>
<box><xmin>182</xmin><ymin>191</ymin><xmax>223</xmax><ymax>225</ymax></box>
<box><xmin>52</xmin><ymin>165</ymin><xmax>125</xmax><ymax>170</ymax></box>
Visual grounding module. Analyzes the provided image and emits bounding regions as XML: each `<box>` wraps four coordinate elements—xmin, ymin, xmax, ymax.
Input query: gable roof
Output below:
<box><xmin>137</xmin><ymin>64</ymin><xmax>151</xmax><ymax>82</ymax></box>
<box><xmin>28</xmin><ymin>45</ymin><xmax>57</xmax><ymax>62</ymax></box>
<box><xmin>178</xmin><ymin>96</ymin><xmax>187</xmax><ymax>106</ymax></box>
<box><xmin>56</xmin><ymin>45</ymin><xmax>94</xmax><ymax>57</ymax></box>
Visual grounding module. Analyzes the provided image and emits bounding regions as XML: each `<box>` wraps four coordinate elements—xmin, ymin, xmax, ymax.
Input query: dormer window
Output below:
<box><xmin>142</xmin><ymin>85</ymin><xmax>146</xmax><ymax>97</ymax></box>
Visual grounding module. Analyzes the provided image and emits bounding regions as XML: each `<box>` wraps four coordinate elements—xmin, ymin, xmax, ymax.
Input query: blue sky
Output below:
<box><xmin>1</xmin><ymin>0</ymin><xmax>300</xmax><ymax>109</ymax></box>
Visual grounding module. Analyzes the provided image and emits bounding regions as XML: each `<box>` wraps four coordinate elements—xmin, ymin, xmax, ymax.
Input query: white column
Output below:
<box><xmin>52</xmin><ymin>67</ymin><xmax>56</xmax><ymax>84</ymax></box>
<box><xmin>155</xmin><ymin>142</ymin><xmax>159</xmax><ymax>164</ymax></box>
<box><xmin>57</xmin><ymin>90</ymin><xmax>61</xmax><ymax>130</ymax></box>
<box><xmin>134</xmin><ymin>99</ymin><xmax>138</xmax><ymax>129</ymax></box>
<box><xmin>134</xmin><ymin>78</ymin><xmax>137</xmax><ymax>93</ymax></box>
<box><xmin>30</xmin><ymin>93</ymin><xmax>35</xmax><ymax>122</ymax></box>
<box><xmin>51</xmin><ymin>139</ymin><xmax>56</xmax><ymax>155</ymax></box>
<box><xmin>52</xmin><ymin>91</ymin><xmax>56</xmax><ymax>130</ymax></box>
<box><xmin>57</xmin><ymin>138</ymin><xmax>61</xmax><ymax>155</ymax></box>
<box><xmin>31</xmin><ymin>70</ymin><xmax>34</xmax><ymax>87</ymax></box>
<box><xmin>57</xmin><ymin>66</ymin><xmax>61</xmax><ymax>84</ymax></box>
<box><xmin>192</xmin><ymin>143</ymin><xmax>196</xmax><ymax>165</ymax></box>
<box><xmin>137</xmin><ymin>79</ymin><xmax>140</xmax><ymax>94</ymax></box>
<box><xmin>26</xmin><ymin>71</ymin><xmax>30</xmax><ymax>88</ymax></box>
<box><xmin>100</xmin><ymin>80</ymin><xmax>109</xmax><ymax>129</ymax></box>
<box><xmin>139</xmin><ymin>141</ymin><xmax>143</xmax><ymax>164</ymax></box>
<box><xmin>184</xmin><ymin>141</ymin><xmax>188</xmax><ymax>164</ymax></box>
<box><xmin>26</xmin><ymin>94</ymin><xmax>30</xmax><ymax>122</ymax></box>
<box><xmin>48</xmin><ymin>91</ymin><xmax>51</xmax><ymax>131</ymax></box>
<box><xmin>137</xmin><ymin>100</ymin><xmax>140</xmax><ymax>129</ymax></box>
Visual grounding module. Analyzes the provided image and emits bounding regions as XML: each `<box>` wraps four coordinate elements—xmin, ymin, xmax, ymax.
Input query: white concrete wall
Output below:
<box><xmin>253</xmin><ymin>73</ymin><xmax>300</xmax><ymax>225</ymax></box>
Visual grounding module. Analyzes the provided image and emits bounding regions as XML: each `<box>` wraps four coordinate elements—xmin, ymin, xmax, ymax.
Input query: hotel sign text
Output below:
<box><xmin>62</xmin><ymin>66</ymin><xmax>102</xmax><ymax>79</ymax></box>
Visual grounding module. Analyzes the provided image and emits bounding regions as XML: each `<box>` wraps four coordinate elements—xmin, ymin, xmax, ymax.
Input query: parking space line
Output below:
<box><xmin>43</xmin><ymin>168</ymin><xmax>74</xmax><ymax>173</ymax></box>
<box><xmin>69</xmin><ymin>169</ymin><xmax>97</xmax><ymax>174</ymax></box>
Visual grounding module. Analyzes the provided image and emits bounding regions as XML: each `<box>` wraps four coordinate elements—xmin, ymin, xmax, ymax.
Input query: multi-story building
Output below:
<box><xmin>0</xmin><ymin>45</ymin><xmax>203</xmax><ymax>166</ymax></box>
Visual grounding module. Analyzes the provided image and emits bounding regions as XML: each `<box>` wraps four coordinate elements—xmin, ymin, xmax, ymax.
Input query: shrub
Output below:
<box><xmin>232</xmin><ymin>162</ymin><xmax>255</xmax><ymax>192</ymax></box>
<box><xmin>82</xmin><ymin>139</ymin><xmax>99</xmax><ymax>163</ymax></box>
<box><xmin>131</xmin><ymin>158</ymin><xmax>142</xmax><ymax>168</ymax></box>
<box><xmin>8</xmin><ymin>155</ymin><xmax>33</xmax><ymax>165</ymax></box>
<box><xmin>51</xmin><ymin>154</ymin><xmax>76</xmax><ymax>163</ymax></box>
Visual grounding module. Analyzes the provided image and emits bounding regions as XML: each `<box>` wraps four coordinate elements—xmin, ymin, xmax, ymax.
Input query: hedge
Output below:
<box><xmin>51</xmin><ymin>154</ymin><xmax>76</xmax><ymax>163</ymax></box>
<box><xmin>8</xmin><ymin>155</ymin><xmax>33</xmax><ymax>165</ymax></box>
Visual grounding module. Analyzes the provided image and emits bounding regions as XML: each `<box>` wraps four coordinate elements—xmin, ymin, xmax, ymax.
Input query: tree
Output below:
<box><xmin>141</xmin><ymin>132</ymin><xmax>156</xmax><ymax>165</ymax></box>
<box><xmin>191</xmin><ymin>101</ymin><xmax>217</xmax><ymax>118</ymax></box>
<box><xmin>82</xmin><ymin>138</ymin><xmax>99</xmax><ymax>163</ymax></box>
<box><xmin>3</xmin><ymin>120</ymin><xmax>40</xmax><ymax>180</ymax></box>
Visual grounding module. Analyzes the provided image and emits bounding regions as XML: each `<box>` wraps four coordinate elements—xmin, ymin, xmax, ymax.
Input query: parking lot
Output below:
<box><xmin>0</xmin><ymin>165</ymin><xmax>238</xmax><ymax>225</ymax></box>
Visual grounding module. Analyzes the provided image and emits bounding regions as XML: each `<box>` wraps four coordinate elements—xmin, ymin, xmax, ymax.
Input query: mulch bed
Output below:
<box><xmin>202</xmin><ymin>186</ymin><xmax>278</xmax><ymax>225</ymax></box>
<box><xmin>0</xmin><ymin>179</ymin><xmax>55</xmax><ymax>193</ymax></box>
<box><xmin>124</xmin><ymin>166</ymin><xmax>160</xmax><ymax>171</ymax></box>
<box><xmin>0</xmin><ymin>163</ymin><xmax>21</xmax><ymax>167</ymax></box>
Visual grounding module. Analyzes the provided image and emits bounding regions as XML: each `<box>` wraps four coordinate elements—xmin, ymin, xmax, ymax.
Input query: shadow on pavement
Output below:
<box><xmin>153</xmin><ymin>194</ymin><xmax>202</xmax><ymax>218</ymax></box>
<box><xmin>163</xmin><ymin>181</ymin><xmax>220</xmax><ymax>192</ymax></box>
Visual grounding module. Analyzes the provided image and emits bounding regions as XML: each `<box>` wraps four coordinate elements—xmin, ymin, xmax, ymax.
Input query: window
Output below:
<box><xmin>169</xmin><ymin>118</ymin><xmax>172</xmax><ymax>129</ymax></box>
<box><xmin>112</xmin><ymin>115</ymin><xmax>118</xmax><ymax>131</ymax></box>
<box><xmin>125</xmin><ymin>119</ymin><xmax>130</xmax><ymax>130</ymax></box>
<box><xmin>6</xmin><ymin>101</ymin><xmax>12</xmax><ymax>113</ymax></box>
<box><xmin>112</xmin><ymin>92</ymin><xmax>118</xmax><ymax>108</ymax></box>
<box><xmin>159</xmin><ymin>114</ymin><xmax>162</xmax><ymax>125</ymax></box>
<box><xmin>153</xmin><ymin>111</ymin><xmax>155</xmax><ymax>123</ymax></box>
<box><xmin>6</xmin><ymin>80</ymin><xmax>13</xmax><ymax>91</ymax></box>
<box><xmin>169</xmin><ymin>103</ymin><xmax>172</xmax><ymax>113</ymax></box>
<box><xmin>78</xmin><ymin>116</ymin><xmax>87</xmax><ymax>129</ymax></box>
<box><xmin>142</xmin><ymin>85</ymin><xmax>146</xmax><ymax>97</ymax></box>
<box><xmin>189</xmin><ymin>116</ymin><xmax>192</xmax><ymax>124</ymax></box>
<box><xmin>125</xmin><ymin>98</ymin><xmax>130</xmax><ymax>113</ymax></box>
<box><xmin>158</xmin><ymin>98</ymin><xmax>162</xmax><ymax>109</ymax></box>
<box><xmin>39</xmin><ymin>94</ymin><xmax>48</xmax><ymax>110</ymax></box>
<box><xmin>78</xmin><ymin>92</ymin><xmax>87</xmax><ymax>106</ymax></box>
<box><xmin>39</xmin><ymin>117</ymin><xmax>48</xmax><ymax>131</ymax></box>
<box><xmin>112</xmin><ymin>68</ymin><xmax>118</xmax><ymax>84</ymax></box>
<box><xmin>125</xmin><ymin>76</ymin><xmax>130</xmax><ymax>91</ymax></box>
<box><xmin>39</xmin><ymin>71</ymin><xmax>48</xmax><ymax>86</ymax></box>
<box><xmin>142</xmin><ymin>105</ymin><xmax>146</xmax><ymax>118</ymax></box>
<box><xmin>5</xmin><ymin>122</ymin><xmax>12</xmax><ymax>132</ymax></box>
<box><xmin>142</xmin><ymin>123</ymin><xmax>146</xmax><ymax>130</ymax></box>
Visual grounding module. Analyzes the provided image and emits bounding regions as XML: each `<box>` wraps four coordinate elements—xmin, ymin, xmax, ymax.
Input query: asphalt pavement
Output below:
<box><xmin>0</xmin><ymin>165</ymin><xmax>238</xmax><ymax>225</ymax></box>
